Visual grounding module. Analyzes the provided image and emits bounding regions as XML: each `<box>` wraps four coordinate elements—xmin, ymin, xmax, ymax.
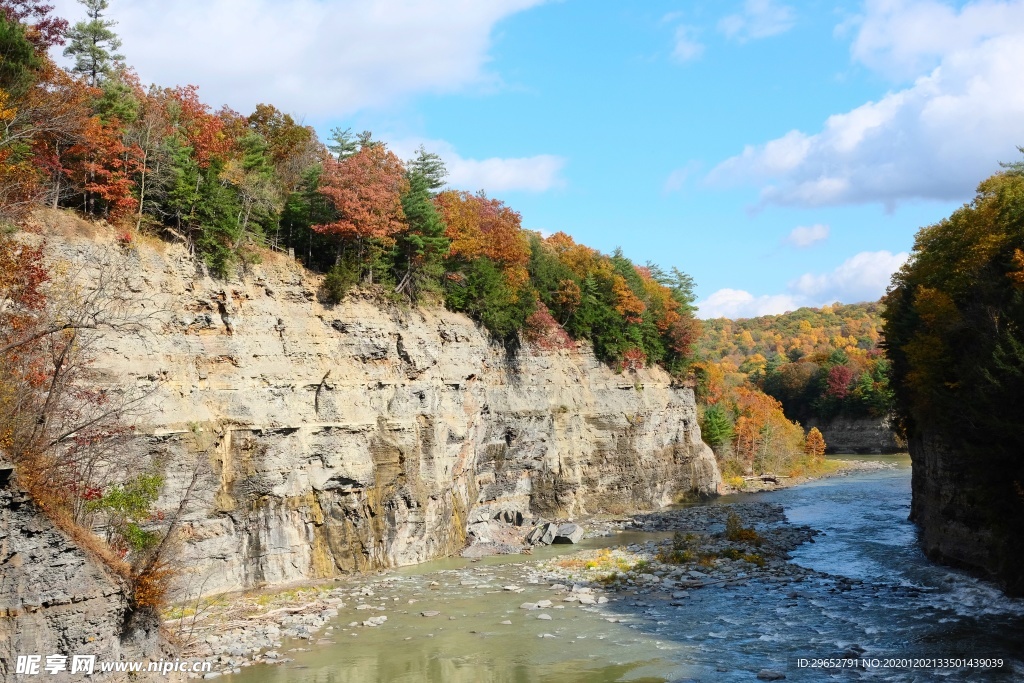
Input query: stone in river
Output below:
<box><xmin>420</xmin><ymin>611</ymin><xmax>441</xmax><ymax>617</ymax></box>
<box><xmin>520</xmin><ymin>603</ymin><xmax>539</xmax><ymax>610</ymax></box>
<box><xmin>537</xmin><ymin>613</ymin><xmax>552</xmax><ymax>620</ymax></box>
<box><xmin>500</xmin><ymin>620</ymin><xmax>513</xmax><ymax>625</ymax></box>
<box><xmin>526</xmin><ymin>522</ymin><xmax>557</xmax><ymax>545</ymax></box>
<box><xmin>756</xmin><ymin>671</ymin><xmax>786</xmax><ymax>681</ymax></box>
<box><xmin>553</xmin><ymin>523</ymin><xmax>585</xmax><ymax>544</ymax></box>
<box><xmin>536</xmin><ymin>599</ymin><xmax>552</xmax><ymax>608</ymax></box>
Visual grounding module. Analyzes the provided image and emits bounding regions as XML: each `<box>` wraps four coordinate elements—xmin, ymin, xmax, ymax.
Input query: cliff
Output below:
<box><xmin>41</xmin><ymin>215</ymin><xmax>720</xmax><ymax>599</ymax></box>
<box><xmin>0</xmin><ymin>465</ymin><xmax>176</xmax><ymax>681</ymax></box>
<box><xmin>805</xmin><ymin>416</ymin><xmax>902</xmax><ymax>454</ymax></box>
<box><xmin>909</xmin><ymin>430</ymin><xmax>1024</xmax><ymax>595</ymax></box>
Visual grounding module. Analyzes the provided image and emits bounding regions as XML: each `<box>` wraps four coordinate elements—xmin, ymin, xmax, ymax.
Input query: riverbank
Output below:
<box><xmin>162</xmin><ymin>459</ymin><xmax>887</xmax><ymax>677</ymax></box>
<box><xmin>719</xmin><ymin>456</ymin><xmax>899</xmax><ymax>494</ymax></box>
<box><xmin>164</xmin><ymin>501</ymin><xmax>824</xmax><ymax>678</ymax></box>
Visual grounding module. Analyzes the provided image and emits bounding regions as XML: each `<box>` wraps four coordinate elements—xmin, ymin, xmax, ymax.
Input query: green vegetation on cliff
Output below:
<box><xmin>1</xmin><ymin>0</ymin><xmax>708</xmax><ymax>608</ymax></box>
<box><xmin>0</xmin><ymin>3</ymin><xmax>699</xmax><ymax>375</ymax></box>
<box><xmin>883</xmin><ymin>158</ymin><xmax>1024</xmax><ymax>594</ymax></box>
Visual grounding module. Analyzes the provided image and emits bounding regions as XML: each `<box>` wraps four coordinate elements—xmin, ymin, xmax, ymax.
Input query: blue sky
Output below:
<box><xmin>51</xmin><ymin>0</ymin><xmax>1024</xmax><ymax>317</ymax></box>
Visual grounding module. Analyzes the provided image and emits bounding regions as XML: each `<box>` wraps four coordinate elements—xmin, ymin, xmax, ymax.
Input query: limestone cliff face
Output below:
<box><xmin>50</xmin><ymin>222</ymin><xmax>720</xmax><ymax>598</ymax></box>
<box><xmin>0</xmin><ymin>466</ymin><xmax>176</xmax><ymax>682</ymax></box>
<box><xmin>805</xmin><ymin>416</ymin><xmax>902</xmax><ymax>454</ymax></box>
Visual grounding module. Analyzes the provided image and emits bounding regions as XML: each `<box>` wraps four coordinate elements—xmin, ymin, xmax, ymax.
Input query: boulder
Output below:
<box><xmin>467</xmin><ymin>521</ymin><xmax>493</xmax><ymax>542</ymax></box>
<box><xmin>526</xmin><ymin>521</ymin><xmax>558</xmax><ymax>545</ymax></box>
<box><xmin>553</xmin><ymin>523</ymin><xmax>584</xmax><ymax>544</ymax></box>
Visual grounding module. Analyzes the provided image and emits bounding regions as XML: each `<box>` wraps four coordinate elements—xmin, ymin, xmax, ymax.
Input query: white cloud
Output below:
<box><xmin>672</xmin><ymin>25</ymin><xmax>705</xmax><ymax>62</ymax></box>
<box><xmin>697</xmin><ymin>289</ymin><xmax>802</xmax><ymax>319</ymax></box>
<box><xmin>388</xmin><ymin>138</ymin><xmax>566</xmax><ymax>194</ymax></box>
<box><xmin>851</xmin><ymin>0</ymin><xmax>1024</xmax><ymax>80</ymax></box>
<box><xmin>790</xmin><ymin>249</ymin><xmax>908</xmax><ymax>302</ymax></box>
<box><xmin>447</xmin><ymin>154</ymin><xmax>566</xmax><ymax>193</ymax></box>
<box><xmin>785</xmin><ymin>223</ymin><xmax>829</xmax><ymax>247</ymax></box>
<box><xmin>663</xmin><ymin>161</ymin><xmax>702</xmax><ymax>193</ymax></box>
<box><xmin>697</xmin><ymin>249</ymin><xmax>908</xmax><ymax>318</ymax></box>
<box><xmin>708</xmin><ymin>0</ymin><xmax>1024</xmax><ymax>208</ymax></box>
<box><xmin>718</xmin><ymin>0</ymin><xmax>796</xmax><ymax>42</ymax></box>
<box><xmin>50</xmin><ymin>0</ymin><xmax>547</xmax><ymax>119</ymax></box>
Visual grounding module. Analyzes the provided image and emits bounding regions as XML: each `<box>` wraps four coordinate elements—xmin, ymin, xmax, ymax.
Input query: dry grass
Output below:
<box><xmin>551</xmin><ymin>548</ymin><xmax>646</xmax><ymax>582</ymax></box>
<box><xmin>16</xmin><ymin>465</ymin><xmax>132</xmax><ymax>581</ymax></box>
<box><xmin>786</xmin><ymin>457</ymin><xmax>843</xmax><ymax>479</ymax></box>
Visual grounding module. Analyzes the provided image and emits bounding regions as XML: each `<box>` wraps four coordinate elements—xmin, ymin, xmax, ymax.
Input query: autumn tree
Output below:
<box><xmin>804</xmin><ymin>427</ymin><xmax>826</xmax><ymax>458</ymax></box>
<box><xmin>0</xmin><ymin>0</ymin><xmax>67</xmax><ymax>50</ymax></box>
<box><xmin>436</xmin><ymin>189</ymin><xmax>530</xmax><ymax>284</ymax></box>
<box><xmin>883</xmin><ymin>159</ymin><xmax>1024</xmax><ymax>593</ymax></box>
<box><xmin>314</xmin><ymin>140</ymin><xmax>407</xmax><ymax>285</ymax></box>
<box><xmin>246</xmin><ymin>103</ymin><xmax>319</xmax><ymax>194</ymax></box>
<box><xmin>732</xmin><ymin>387</ymin><xmax>804</xmax><ymax>475</ymax></box>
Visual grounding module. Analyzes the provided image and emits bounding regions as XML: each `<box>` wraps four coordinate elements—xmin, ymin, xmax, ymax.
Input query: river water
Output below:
<box><xmin>229</xmin><ymin>456</ymin><xmax>1024</xmax><ymax>682</ymax></box>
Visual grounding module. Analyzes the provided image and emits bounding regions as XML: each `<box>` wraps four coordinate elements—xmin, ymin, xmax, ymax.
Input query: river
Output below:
<box><xmin>227</xmin><ymin>456</ymin><xmax>1024</xmax><ymax>682</ymax></box>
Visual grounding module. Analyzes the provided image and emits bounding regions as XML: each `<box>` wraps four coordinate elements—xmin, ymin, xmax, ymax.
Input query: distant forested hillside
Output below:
<box><xmin>693</xmin><ymin>302</ymin><xmax>893</xmax><ymax>482</ymax></box>
<box><xmin>698</xmin><ymin>302</ymin><xmax>893</xmax><ymax>424</ymax></box>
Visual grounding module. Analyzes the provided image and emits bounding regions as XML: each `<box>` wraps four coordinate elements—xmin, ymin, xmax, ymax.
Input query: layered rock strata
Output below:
<box><xmin>805</xmin><ymin>416</ymin><xmax>902</xmax><ymax>454</ymax></box>
<box><xmin>44</xmin><ymin>218</ymin><xmax>720</xmax><ymax>599</ymax></box>
<box><xmin>0</xmin><ymin>465</ymin><xmax>176</xmax><ymax>682</ymax></box>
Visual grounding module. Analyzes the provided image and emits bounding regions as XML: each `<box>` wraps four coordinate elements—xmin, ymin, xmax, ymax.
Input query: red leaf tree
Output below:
<box><xmin>314</xmin><ymin>144</ymin><xmax>407</xmax><ymax>242</ymax></box>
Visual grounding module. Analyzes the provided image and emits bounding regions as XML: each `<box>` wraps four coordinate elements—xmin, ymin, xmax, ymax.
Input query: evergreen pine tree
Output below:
<box><xmin>394</xmin><ymin>147</ymin><xmax>449</xmax><ymax>298</ymax></box>
<box><xmin>63</xmin><ymin>0</ymin><xmax>123</xmax><ymax>87</ymax></box>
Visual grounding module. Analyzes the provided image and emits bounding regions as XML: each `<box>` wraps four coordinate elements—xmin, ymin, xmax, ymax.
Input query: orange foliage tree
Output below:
<box><xmin>732</xmin><ymin>387</ymin><xmax>805</xmax><ymax>475</ymax></box>
<box><xmin>315</xmin><ymin>144</ymin><xmax>406</xmax><ymax>243</ymax></box>
<box><xmin>435</xmin><ymin>190</ymin><xmax>530</xmax><ymax>288</ymax></box>
<box><xmin>804</xmin><ymin>427</ymin><xmax>826</xmax><ymax>458</ymax></box>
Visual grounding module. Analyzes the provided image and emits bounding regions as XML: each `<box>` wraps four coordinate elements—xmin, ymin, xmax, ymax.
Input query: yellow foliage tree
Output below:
<box><xmin>804</xmin><ymin>427</ymin><xmax>826</xmax><ymax>459</ymax></box>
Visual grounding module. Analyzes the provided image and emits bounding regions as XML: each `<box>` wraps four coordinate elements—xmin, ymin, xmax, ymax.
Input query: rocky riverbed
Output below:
<box><xmin>175</xmin><ymin>456</ymin><xmax>1024</xmax><ymax>683</ymax></box>
<box><xmin>167</xmin><ymin>501</ymin><xmax>828</xmax><ymax>679</ymax></box>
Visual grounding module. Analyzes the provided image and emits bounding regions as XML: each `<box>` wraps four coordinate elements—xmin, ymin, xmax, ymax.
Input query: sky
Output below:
<box><xmin>49</xmin><ymin>0</ymin><xmax>1024</xmax><ymax>318</ymax></box>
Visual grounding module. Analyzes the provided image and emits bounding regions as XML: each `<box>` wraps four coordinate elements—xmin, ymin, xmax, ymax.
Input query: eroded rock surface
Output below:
<box><xmin>806</xmin><ymin>416</ymin><xmax>902</xmax><ymax>454</ymax></box>
<box><xmin>48</xmin><ymin>224</ymin><xmax>721</xmax><ymax>598</ymax></box>
<box><xmin>0</xmin><ymin>466</ymin><xmax>176</xmax><ymax>682</ymax></box>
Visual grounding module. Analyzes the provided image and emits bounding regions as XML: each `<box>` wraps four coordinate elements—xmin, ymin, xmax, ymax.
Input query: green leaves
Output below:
<box><xmin>700</xmin><ymin>404</ymin><xmax>735</xmax><ymax>450</ymax></box>
<box><xmin>86</xmin><ymin>474</ymin><xmax>163</xmax><ymax>551</ymax></box>
<box><xmin>444</xmin><ymin>257</ymin><xmax>532</xmax><ymax>341</ymax></box>
<box><xmin>63</xmin><ymin>0</ymin><xmax>124</xmax><ymax>87</ymax></box>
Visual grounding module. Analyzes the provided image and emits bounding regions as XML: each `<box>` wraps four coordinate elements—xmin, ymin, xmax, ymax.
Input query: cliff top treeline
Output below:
<box><xmin>0</xmin><ymin>1</ymin><xmax>699</xmax><ymax>375</ymax></box>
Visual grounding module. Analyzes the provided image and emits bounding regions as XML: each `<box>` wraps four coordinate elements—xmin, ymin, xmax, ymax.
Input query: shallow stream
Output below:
<box><xmin>227</xmin><ymin>456</ymin><xmax>1024</xmax><ymax>682</ymax></box>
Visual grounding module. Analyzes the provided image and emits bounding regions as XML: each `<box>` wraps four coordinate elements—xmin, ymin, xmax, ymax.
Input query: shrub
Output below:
<box><xmin>322</xmin><ymin>260</ymin><xmax>360</xmax><ymax>304</ymax></box>
<box><xmin>725</xmin><ymin>512</ymin><xmax>762</xmax><ymax>545</ymax></box>
<box><xmin>524</xmin><ymin>303</ymin><xmax>574</xmax><ymax>351</ymax></box>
